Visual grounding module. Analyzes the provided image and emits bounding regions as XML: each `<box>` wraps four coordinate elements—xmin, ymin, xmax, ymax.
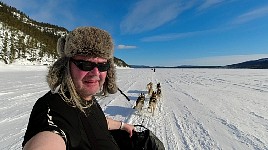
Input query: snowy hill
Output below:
<box><xmin>226</xmin><ymin>58</ymin><xmax>268</xmax><ymax>69</ymax></box>
<box><xmin>0</xmin><ymin>1</ymin><xmax>68</xmax><ymax>65</ymax></box>
<box><xmin>1</xmin><ymin>65</ymin><xmax>267</xmax><ymax>149</ymax></box>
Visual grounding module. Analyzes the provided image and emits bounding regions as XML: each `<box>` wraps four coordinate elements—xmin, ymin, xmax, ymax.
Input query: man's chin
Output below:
<box><xmin>78</xmin><ymin>87</ymin><xmax>99</xmax><ymax>98</ymax></box>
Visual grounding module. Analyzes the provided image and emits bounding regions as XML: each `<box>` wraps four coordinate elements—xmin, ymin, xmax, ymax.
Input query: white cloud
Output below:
<box><xmin>175</xmin><ymin>54</ymin><xmax>268</xmax><ymax>66</ymax></box>
<box><xmin>231</xmin><ymin>5</ymin><xmax>268</xmax><ymax>24</ymax></box>
<box><xmin>141</xmin><ymin>30</ymin><xmax>206</xmax><ymax>42</ymax></box>
<box><xmin>197</xmin><ymin>0</ymin><xmax>224</xmax><ymax>11</ymax></box>
<box><xmin>141</xmin><ymin>28</ymin><xmax>220</xmax><ymax>42</ymax></box>
<box><xmin>120</xmin><ymin>0</ymin><xmax>194</xmax><ymax>34</ymax></box>
<box><xmin>120</xmin><ymin>0</ymin><xmax>230</xmax><ymax>34</ymax></box>
<box><xmin>117</xmin><ymin>45</ymin><xmax>137</xmax><ymax>49</ymax></box>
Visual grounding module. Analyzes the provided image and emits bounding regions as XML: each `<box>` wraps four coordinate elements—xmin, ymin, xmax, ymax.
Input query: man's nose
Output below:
<box><xmin>88</xmin><ymin>67</ymin><xmax>100</xmax><ymax>75</ymax></box>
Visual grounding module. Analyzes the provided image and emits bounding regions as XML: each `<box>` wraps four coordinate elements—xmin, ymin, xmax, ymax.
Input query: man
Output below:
<box><xmin>23</xmin><ymin>27</ymin><xmax>135</xmax><ymax>149</ymax></box>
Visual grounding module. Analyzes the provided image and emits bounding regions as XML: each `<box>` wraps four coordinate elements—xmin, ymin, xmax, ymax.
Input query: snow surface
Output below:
<box><xmin>0</xmin><ymin>64</ymin><xmax>268</xmax><ymax>150</ymax></box>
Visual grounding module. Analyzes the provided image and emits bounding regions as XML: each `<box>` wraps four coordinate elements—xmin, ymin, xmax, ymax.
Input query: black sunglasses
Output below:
<box><xmin>70</xmin><ymin>58</ymin><xmax>110</xmax><ymax>72</ymax></box>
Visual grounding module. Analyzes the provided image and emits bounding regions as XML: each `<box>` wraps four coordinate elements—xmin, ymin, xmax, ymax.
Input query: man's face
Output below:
<box><xmin>70</xmin><ymin>55</ymin><xmax>108</xmax><ymax>100</ymax></box>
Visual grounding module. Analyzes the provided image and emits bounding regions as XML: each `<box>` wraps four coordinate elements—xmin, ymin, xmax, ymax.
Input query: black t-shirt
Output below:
<box><xmin>22</xmin><ymin>91</ymin><xmax>119</xmax><ymax>150</ymax></box>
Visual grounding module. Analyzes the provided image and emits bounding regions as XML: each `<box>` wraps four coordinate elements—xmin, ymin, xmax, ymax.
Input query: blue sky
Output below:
<box><xmin>2</xmin><ymin>0</ymin><xmax>268</xmax><ymax>66</ymax></box>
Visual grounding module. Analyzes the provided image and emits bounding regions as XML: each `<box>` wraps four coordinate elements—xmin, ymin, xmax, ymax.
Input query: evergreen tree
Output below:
<box><xmin>1</xmin><ymin>33</ymin><xmax>9</xmax><ymax>64</ymax></box>
<box><xmin>10</xmin><ymin>35</ymin><xmax>15</xmax><ymax>63</ymax></box>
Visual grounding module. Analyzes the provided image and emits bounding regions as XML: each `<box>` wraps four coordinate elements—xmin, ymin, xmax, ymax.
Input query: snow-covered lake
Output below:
<box><xmin>1</xmin><ymin>65</ymin><xmax>268</xmax><ymax>149</ymax></box>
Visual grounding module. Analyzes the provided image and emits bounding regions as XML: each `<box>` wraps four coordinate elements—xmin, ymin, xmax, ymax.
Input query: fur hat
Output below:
<box><xmin>47</xmin><ymin>27</ymin><xmax>117</xmax><ymax>94</ymax></box>
<box><xmin>57</xmin><ymin>27</ymin><xmax>114</xmax><ymax>59</ymax></box>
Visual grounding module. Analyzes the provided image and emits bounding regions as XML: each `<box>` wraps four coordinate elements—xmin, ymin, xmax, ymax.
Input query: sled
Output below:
<box><xmin>110</xmin><ymin>125</ymin><xmax>165</xmax><ymax>150</ymax></box>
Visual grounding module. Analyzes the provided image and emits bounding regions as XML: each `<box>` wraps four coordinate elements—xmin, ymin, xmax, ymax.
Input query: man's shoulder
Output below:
<box><xmin>33</xmin><ymin>91</ymin><xmax>80</xmax><ymax>127</ymax></box>
<box><xmin>32</xmin><ymin>91</ymin><xmax>72</xmax><ymax>114</ymax></box>
<box><xmin>34</xmin><ymin>91</ymin><xmax>59</xmax><ymax>107</ymax></box>
<box><xmin>29</xmin><ymin>91</ymin><xmax>55</xmax><ymax>117</ymax></box>
<box><xmin>37</xmin><ymin>91</ymin><xmax>75</xmax><ymax>113</ymax></box>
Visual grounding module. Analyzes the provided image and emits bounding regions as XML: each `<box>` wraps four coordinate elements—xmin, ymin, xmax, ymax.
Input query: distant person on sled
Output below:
<box><xmin>22</xmin><ymin>27</ymin><xmax>135</xmax><ymax>149</ymax></box>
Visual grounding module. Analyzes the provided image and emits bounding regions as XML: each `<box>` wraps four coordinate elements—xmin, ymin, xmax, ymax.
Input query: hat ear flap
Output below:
<box><xmin>57</xmin><ymin>37</ymin><xmax>66</xmax><ymax>57</ymax></box>
<box><xmin>106</xmin><ymin>58</ymin><xmax>117</xmax><ymax>94</ymax></box>
<box><xmin>46</xmin><ymin>57</ymin><xmax>68</xmax><ymax>91</ymax></box>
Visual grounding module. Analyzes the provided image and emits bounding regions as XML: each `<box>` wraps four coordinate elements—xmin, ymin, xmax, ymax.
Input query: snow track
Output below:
<box><xmin>0</xmin><ymin>69</ymin><xmax>49</xmax><ymax>150</ymax></box>
<box><xmin>1</xmin><ymin>67</ymin><xmax>268</xmax><ymax>149</ymax></box>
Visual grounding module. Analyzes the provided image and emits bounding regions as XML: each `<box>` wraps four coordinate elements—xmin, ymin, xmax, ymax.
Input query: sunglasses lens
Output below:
<box><xmin>71</xmin><ymin>59</ymin><xmax>110</xmax><ymax>72</ymax></box>
<box><xmin>80</xmin><ymin>63</ymin><xmax>95</xmax><ymax>71</ymax></box>
<box><xmin>97</xmin><ymin>63</ymin><xmax>110</xmax><ymax>72</ymax></box>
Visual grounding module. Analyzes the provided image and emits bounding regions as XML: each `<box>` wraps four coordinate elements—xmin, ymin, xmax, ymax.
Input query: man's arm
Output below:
<box><xmin>23</xmin><ymin>131</ymin><xmax>66</xmax><ymax>150</ymax></box>
<box><xmin>106</xmin><ymin>118</ymin><xmax>135</xmax><ymax>137</ymax></box>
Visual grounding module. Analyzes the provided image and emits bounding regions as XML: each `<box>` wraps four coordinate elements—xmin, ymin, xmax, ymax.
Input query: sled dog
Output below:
<box><xmin>156</xmin><ymin>83</ymin><xmax>161</xmax><ymax>89</ymax></box>
<box><xmin>156</xmin><ymin>82</ymin><xmax>162</xmax><ymax>99</ymax></box>
<box><xmin>156</xmin><ymin>88</ymin><xmax>162</xmax><ymax>99</ymax></box>
<box><xmin>147</xmin><ymin>82</ymin><xmax>153</xmax><ymax>96</ymax></box>
<box><xmin>134</xmin><ymin>93</ymin><xmax>145</xmax><ymax>112</ymax></box>
<box><xmin>148</xmin><ymin>91</ymin><xmax>157</xmax><ymax>116</ymax></box>
<box><xmin>147</xmin><ymin>82</ymin><xmax>153</xmax><ymax>90</ymax></box>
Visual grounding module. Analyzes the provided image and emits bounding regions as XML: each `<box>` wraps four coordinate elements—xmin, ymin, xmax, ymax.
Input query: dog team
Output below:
<box><xmin>133</xmin><ymin>82</ymin><xmax>162</xmax><ymax>116</ymax></box>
